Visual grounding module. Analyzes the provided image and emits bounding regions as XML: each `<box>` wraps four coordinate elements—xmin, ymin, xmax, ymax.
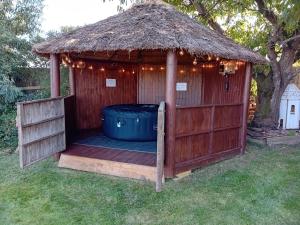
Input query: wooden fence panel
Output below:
<box><xmin>174</xmin><ymin>104</ymin><xmax>243</xmax><ymax>173</ymax></box>
<box><xmin>17</xmin><ymin>97</ymin><xmax>66</xmax><ymax>168</ymax></box>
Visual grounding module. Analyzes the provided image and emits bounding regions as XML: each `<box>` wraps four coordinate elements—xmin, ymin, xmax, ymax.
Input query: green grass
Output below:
<box><xmin>0</xmin><ymin>144</ymin><xmax>299</xmax><ymax>225</ymax></box>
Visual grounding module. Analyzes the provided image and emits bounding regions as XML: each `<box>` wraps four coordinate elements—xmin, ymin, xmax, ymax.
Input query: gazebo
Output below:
<box><xmin>17</xmin><ymin>1</ymin><xmax>266</xmax><ymax>191</ymax></box>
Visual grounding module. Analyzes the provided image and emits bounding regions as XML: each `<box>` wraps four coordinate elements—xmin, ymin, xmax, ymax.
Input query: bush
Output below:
<box><xmin>0</xmin><ymin>109</ymin><xmax>18</xmax><ymax>152</ymax></box>
<box><xmin>0</xmin><ymin>66</ymin><xmax>69</xmax><ymax>153</ymax></box>
<box><xmin>0</xmin><ymin>90</ymin><xmax>51</xmax><ymax>153</ymax></box>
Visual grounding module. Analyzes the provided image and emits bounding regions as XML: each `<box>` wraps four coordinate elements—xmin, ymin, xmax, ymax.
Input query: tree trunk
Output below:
<box><xmin>270</xmin><ymin>77</ymin><xmax>285</xmax><ymax>126</ymax></box>
<box><xmin>269</xmin><ymin>43</ymin><xmax>299</xmax><ymax>126</ymax></box>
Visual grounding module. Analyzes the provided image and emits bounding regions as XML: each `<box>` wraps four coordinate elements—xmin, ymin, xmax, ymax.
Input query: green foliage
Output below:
<box><xmin>0</xmin><ymin>0</ymin><xmax>44</xmax><ymax>109</ymax></box>
<box><xmin>250</xmin><ymin>78</ymin><xmax>257</xmax><ymax>97</ymax></box>
<box><xmin>0</xmin><ymin>0</ymin><xmax>46</xmax><ymax>151</ymax></box>
<box><xmin>0</xmin><ymin>144</ymin><xmax>299</xmax><ymax>224</ymax></box>
<box><xmin>0</xmin><ymin>109</ymin><xmax>17</xmax><ymax>151</ymax></box>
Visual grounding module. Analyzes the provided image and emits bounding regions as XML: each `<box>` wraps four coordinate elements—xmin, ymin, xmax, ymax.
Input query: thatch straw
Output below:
<box><xmin>33</xmin><ymin>0</ymin><xmax>266</xmax><ymax>63</ymax></box>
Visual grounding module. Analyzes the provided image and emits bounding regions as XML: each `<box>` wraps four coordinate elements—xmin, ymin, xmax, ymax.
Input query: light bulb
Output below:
<box><xmin>179</xmin><ymin>50</ymin><xmax>184</xmax><ymax>56</ymax></box>
<box><xmin>193</xmin><ymin>58</ymin><xmax>197</xmax><ymax>65</ymax></box>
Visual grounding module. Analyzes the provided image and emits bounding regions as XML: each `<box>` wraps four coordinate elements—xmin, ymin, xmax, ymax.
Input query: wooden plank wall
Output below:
<box><xmin>174</xmin><ymin>63</ymin><xmax>246</xmax><ymax>174</ymax></box>
<box><xmin>74</xmin><ymin>62</ymin><xmax>137</xmax><ymax>129</ymax></box>
<box><xmin>17</xmin><ymin>97</ymin><xmax>66</xmax><ymax>168</ymax></box>
<box><xmin>138</xmin><ymin>65</ymin><xmax>202</xmax><ymax>106</ymax></box>
<box><xmin>202</xmin><ymin>63</ymin><xmax>245</xmax><ymax>104</ymax></box>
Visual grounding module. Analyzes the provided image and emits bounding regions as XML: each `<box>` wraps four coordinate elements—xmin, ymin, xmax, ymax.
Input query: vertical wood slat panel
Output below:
<box><xmin>17</xmin><ymin>97</ymin><xmax>66</xmax><ymax>168</ymax></box>
<box><xmin>174</xmin><ymin>104</ymin><xmax>243</xmax><ymax>172</ymax></box>
<box><xmin>175</xmin><ymin>106</ymin><xmax>211</xmax><ymax>136</ymax></box>
<box><xmin>75</xmin><ymin>62</ymin><xmax>137</xmax><ymax>129</ymax></box>
<box><xmin>138</xmin><ymin>65</ymin><xmax>202</xmax><ymax>105</ymax></box>
<box><xmin>212</xmin><ymin>128</ymin><xmax>240</xmax><ymax>153</ymax></box>
<box><xmin>214</xmin><ymin>105</ymin><xmax>242</xmax><ymax>129</ymax></box>
<box><xmin>202</xmin><ymin>63</ymin><xmax>246</xmax><ymax>104</ymax></box>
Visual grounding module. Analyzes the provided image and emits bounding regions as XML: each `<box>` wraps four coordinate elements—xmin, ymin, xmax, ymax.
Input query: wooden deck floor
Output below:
<box><xmin>63</xmin><ymin>144</ymin><xmax>156</xmax><ymax>166</ymax></box>
<box><xmin>59</xmin><ymin>144</ymin><xmax>157</xmax><ymax>181</ymax></box>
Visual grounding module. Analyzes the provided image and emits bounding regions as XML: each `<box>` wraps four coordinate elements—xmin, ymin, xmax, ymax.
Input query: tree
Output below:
<box><xmin>0</xmin><ymin>0</ymin><xmax>44</xmax><ymax>110</ymax></box>
<box><xmin>110</xmin><ymin>0</ymin><xmax>300</xmax><ymax>127</ymax></box>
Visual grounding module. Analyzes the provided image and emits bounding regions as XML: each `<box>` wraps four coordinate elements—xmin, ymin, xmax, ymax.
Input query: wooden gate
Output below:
<box><xmin>17</xmin><ymin>97</ymin><xmax>66</xmax><ymax>168</ymax></box>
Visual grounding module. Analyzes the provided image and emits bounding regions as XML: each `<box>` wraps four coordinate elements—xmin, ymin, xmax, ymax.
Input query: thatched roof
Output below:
<box><xmin>33</xmin><ymin>0</ymin><xmax>266</xmax><ymax>63</ymax></box>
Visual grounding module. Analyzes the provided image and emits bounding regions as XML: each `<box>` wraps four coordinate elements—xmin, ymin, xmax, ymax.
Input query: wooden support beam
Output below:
<box><xmin>50</xmin><ymin>54</ymin><xmax>61</xmax><ymax>97</ymax></box>
<box><xmin>50</xmin><ymin>54</ymin><xmax>61</xmax><ymax>160</ymax></box>
<box><xmin>156</xmin><ymin>101</ymin><xmax>165</xmax><ymax>192</ymax></box>
<box><xmin>241</xmin><ymin>62</ymin><xmax>252</xmax><ymax>153</ymax></box>
<box><xmin>165</xmin><ymin>50</ymin><xmax>177</xmax><ymax>178</ymax></box>
<box><xmin>68</xmin><ymin>67</ymin><xmax>75</xmax><ymax>95</ymax></box>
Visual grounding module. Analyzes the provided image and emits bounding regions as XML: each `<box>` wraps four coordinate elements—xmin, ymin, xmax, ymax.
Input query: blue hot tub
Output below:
<box><xmin>102</xmin><ymin>104</ymin><xmax>159</xmax><ymax>141</ymax></box>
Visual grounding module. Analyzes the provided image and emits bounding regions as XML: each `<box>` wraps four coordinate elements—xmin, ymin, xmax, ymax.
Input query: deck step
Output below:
<box><xmin>58</xmin><ymin>153</ymin><xmax>157</xmax><ymax>182</ymax></box>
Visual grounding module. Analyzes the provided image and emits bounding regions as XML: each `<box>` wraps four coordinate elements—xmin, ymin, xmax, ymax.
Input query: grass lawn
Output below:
<box><xmin>0</xmin><ymin>143</ymin><xmax>299</xmax><ymax>225</ymax></box>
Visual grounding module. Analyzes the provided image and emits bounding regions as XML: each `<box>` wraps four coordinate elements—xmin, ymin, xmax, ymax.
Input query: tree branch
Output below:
<box><xmin>190</xmin><ymin>0</ymin><xmax>224</xmax><ymax>35</ymax></box>
<box><xmin>281</xmin><ymin>34</ymin><xmax>300</xmax><ymax>46</ymax></box>
<box><xmin>254</xmin><ymin>0</ymin><xmax>278</xmax><ymax>26</ymax></box>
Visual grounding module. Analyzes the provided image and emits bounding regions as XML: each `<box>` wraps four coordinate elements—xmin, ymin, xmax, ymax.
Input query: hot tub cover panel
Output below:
<box><xmin>103</xmin><ymin>104</ymin><xmax>159</xmax><ymax>141</ymax></box>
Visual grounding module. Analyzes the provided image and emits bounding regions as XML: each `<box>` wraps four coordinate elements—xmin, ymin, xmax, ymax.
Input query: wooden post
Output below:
<box><xmin>165</xmin><ymin>50</ymin><xmax>177</xmax><ymax>178</ymax></box>
<box><xmin>156</xmin><ymin>101</ymin><xmax>165</xmax><ymax>192</ymax></box>
<box><xmin>50</xmin><ymin>53</ymin><xmax>61</xmax><ymax>160</ymax></box>
<box><xmin>68</xmin><ymin>67</ymin><xmax>75</xmax><ymax>95</ymax></box>
<box><xmin>241</xmin><ymin>62</ymin><xmax>252</xmax><ymax>153</ymax></box>
<box><xmin>50</xmin><ymin>54</ymin><xmax>61</xmax><ymax>97</ymax></box>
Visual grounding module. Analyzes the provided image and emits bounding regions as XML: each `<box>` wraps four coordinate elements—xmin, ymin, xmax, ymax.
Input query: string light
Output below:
<box><xmin>208</xmin><ymin>55</ymin><xmax>212</xmax><ymax>61</ymax></box>
<box><xmin>160</xmin><ymin>66</ymin><xmax>165</xmax><ymax>70</ymax></box>
<box><xmin>216</xmin><ymin>57</ymin><xmax>220</xmax><ymax>61</ymax></box>
<box><xmin>72</xmin><ymin>64</ymin><xmax>75</xmax><ymax>68</ymax></box>
<box><xmin>179</xmin><ymin>50</ymin><xmax>184</xmax><ymax>56</ymax></box>
<box><xmin>122</xmin><ymin>68</ymin><xmax>125</xmax><ymax>73</ymax></box>
<box><xmin>62</xmin><ymin>59</ymin><xmax>67</xmax><ymax>66</ymax></box>
<box><xmin>150</xmin><ymin>67</ymin><xmax>154</xmax><ymax>71</ymax></box>
<box><xmin>142</xmin><ymin>67</ymin><xmax>145</xmax><ymax>71</ymax></box>
<box><xmin>100</xmin><ymin>67</ymin><xmax>105</xmax><ymax>72</ymax></box>
<box><xmin>192</xmin><ymin>68</ymin><xmax>197</xmax><ymax>72</ymax></box>
<box><xmin>180</xmin><ymin>69</ymin><xmax>185</xmax><ymax>74</ymax></box>
<box><xmin>77</xmin><ymin>61</ymin><xmax>86</xmax><ymax>69</ymax></box>
<box><xmin>88</xmin><ymin>65</ymin><xmax>93</xmax><ymax>70</ymax></box>
<box><xmin>132</xmin><ymin>70</ymin><xmax>135</xmax><ymax>74</ymax></box>
<box><xmin>193</xmin><ymin>58</ymin><xmax>197</xmax><ymax>65</ymax></box>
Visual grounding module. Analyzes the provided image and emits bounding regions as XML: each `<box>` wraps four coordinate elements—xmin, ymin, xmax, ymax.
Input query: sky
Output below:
<box><xmin>41</xmin><ymin>0</ymin><xmax>132</xmax><ymax>33</ymax></box>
